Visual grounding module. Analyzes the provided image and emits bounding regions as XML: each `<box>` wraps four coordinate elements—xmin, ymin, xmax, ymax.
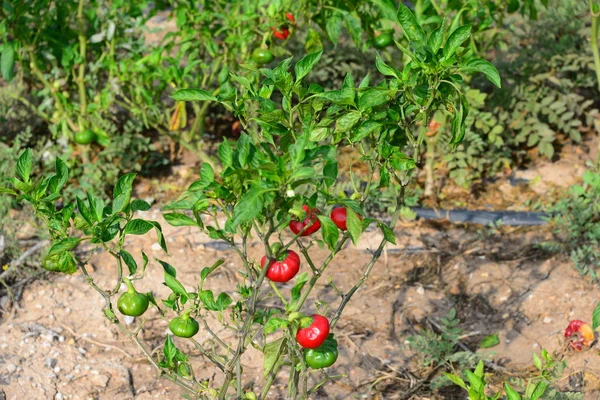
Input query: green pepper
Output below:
<box><xmin>169</xmin><ymin>313</ymin><xmax>200</xmax><ymax>338</ymax></box>
<box><xmin>303</xmin><ymin>334</ymin><xmax>338</xmax><ymax>369</ymax></box>
<box><xmin>117</xmin><ymin>277</ymin><xmax>149</xmax><ymax>317</ymax></box>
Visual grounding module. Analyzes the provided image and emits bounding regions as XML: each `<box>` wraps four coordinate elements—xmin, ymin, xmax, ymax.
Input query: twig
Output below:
<box><xmin>0</xmin><ymin>240</ymin><xmax>50</xmax><ymax>281</ymax></box>
<box><xmin>58</xmin><ymin>322</ymin><xmax>134</xmax><ymax>358</ymax></box>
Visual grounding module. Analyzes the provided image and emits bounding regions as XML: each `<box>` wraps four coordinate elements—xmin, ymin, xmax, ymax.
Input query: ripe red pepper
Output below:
<box><xmin>260</xmin><ymin>250</ymin><xmax>301</xmax><ymax>283</ymax></box>
<box><xmin>330</xmin><ymin>207</ymin><xmax>362</xmax><ymax>231</ymax></box>
<box><xmin>296</xmin><ymin>314</ymin><xmax>330</xmax><ymax>349</ymax></box>
<box><xmin>285</xmin><ymin>12</ymin><xmax>295</xmax><ymax>24</ymax></box>
<box><xmin>289</xmin><ymin>205</ymin><xmax>321</xmax><ymax>236</ymax></box>
<box><xmin>271</xmin><ymin>27</ymin><xmax>290</xmax><ymax>40</ymax></box>
<box><xmin>564</xmin><ymin>320</ymin><xmax>594</xmax><ymax>351</ymax></box>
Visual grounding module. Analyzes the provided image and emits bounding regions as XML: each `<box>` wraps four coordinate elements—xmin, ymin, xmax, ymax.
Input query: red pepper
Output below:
<box><xmin>271</xmin><ymin>27</ymin><xmax>290</xmax><ymax>40</ymax></box>
<box><xmin>564</xmin><ymin>320</ymin><xmax>594</xmax><ymax>350</ymax></box>
<box><xmin>285</xmin><ymin>12</ymin><xmax>295</xmax><ymax>24</ymax></box>
<box><xmin>296</xmin><ymin>314</ymin><xmax>330</xmax><ymax>349</ymax></box>
<box><xmin>260</xmin><ymin>250</ymin><xmax>301</xmax><ymax>283</ymax></box>
<box><xmin>330</xmin><ymin>207</ymin><xmax>362</xmax><ymax>231</ymax></box>
<box><xmin>289</xmin><ymin>205</ymin><xmax>321</xmax><ymax>236</ymax></box>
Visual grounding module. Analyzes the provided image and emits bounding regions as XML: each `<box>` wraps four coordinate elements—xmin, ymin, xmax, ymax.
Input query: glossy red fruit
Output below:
<box><xmin>289</xmin><ymin>205</ymin><xmax>321</xmax><ymax>236</ymax></box>
<box><xmin>272</xmin><ymin>27</ymin><xmax>290</xmax><ymax>40</ymax></box>
<box><xmin>260</xmin><ymin>250</ymin><xmax>301</xmax><ymax>283</ymax></box>
<box><xmin>330</xmin><ymin>207</ymin><xmax>362</xmax><ymax>231</ymax></box>
<box><xmin>564</xmin><ymin>320</ymin><xmax>594</xmax><ymax>351</ymax></box>
<box><xmin>286</xmin><ymin>13</ymin><xmax>295</xmax><ymax>24</ymax></box>
<box><xmin>296</xmin><ymin>314</ymin><xmax>330</xmax><ymax>349</ymax></box>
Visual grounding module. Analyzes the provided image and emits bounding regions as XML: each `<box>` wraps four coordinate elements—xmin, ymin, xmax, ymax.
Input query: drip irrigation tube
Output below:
<box><xmin>411</xmin><ymin>207</ymin><xmax>549</xmax><ymax>226</ymax></box>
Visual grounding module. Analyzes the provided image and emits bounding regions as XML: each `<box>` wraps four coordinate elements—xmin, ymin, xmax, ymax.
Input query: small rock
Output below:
<box><xmin>45</xmin><ymin>358</ymin><xmax>57</xmax><ymax>369</ymax></box>
<box><xmin>65</xmin><ymin>374</ymin><xmax>74</xmax><ymax>381</ymax></box>
<box><xmin>124</xmin><ymin>316</ymin><xmax>135</xmax><ymax>325</ymax></box>
<box><xmin>78</xmin><ymin>347</ymin><xmax>87</xmax><ymax>355</ymax></box>
<box><xmin>151</xmin><ymin>243</ymin><xmax>162</xmax><ymax>251</ymax></box>
<box><xmin>91</xmin><ymin>374</ymin><xmax>110</xmax><ymax>388</ymax></box>
<box><xmin>543</xmin><ymin>317</ymin><xmax>552</xmax><ymax>324</ymax></box>
<box><xmin>55</xmin><ymin>393</ymin><xmax>65</xmax><ymax>400</ymax></box>
<box><xmin>53</xmin><ymin>366</ymin><xmax>61</xmax><ymax>374</ymax></box>
<box><xmin>416</xmin><ymin>286</ymin><xmax>425</xmax><ymax>295</ymax></box>
<box><xmin>6</xmin><ymin>364</ymin><xmax>17</xmax><ymax>373</ymax></box>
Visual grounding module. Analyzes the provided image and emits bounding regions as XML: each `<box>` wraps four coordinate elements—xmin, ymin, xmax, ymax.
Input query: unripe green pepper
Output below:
<box><xmin>117</xmin><ymin>278</ymin><xmax>149</xmax><ymax>317</ymax></box>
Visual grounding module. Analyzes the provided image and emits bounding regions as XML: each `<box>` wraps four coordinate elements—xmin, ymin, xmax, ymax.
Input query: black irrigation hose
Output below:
<box><xmin>411</xmin><ymin>207</ymin><xmax>550</xmax><ymax>226</ymax></box>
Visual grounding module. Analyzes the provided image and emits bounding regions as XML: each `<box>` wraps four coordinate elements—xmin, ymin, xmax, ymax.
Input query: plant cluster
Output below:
<box><xmin>0</xmin><ymin>3</ymin><xmax>502</xmax><ymax>397</ymax></box>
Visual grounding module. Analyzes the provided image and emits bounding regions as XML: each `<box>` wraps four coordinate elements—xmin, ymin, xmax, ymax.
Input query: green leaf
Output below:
<box><xmin>264</xmin><ymin>318</ymin><xmax>289</xmax><ymax>334</ymax></box>
<box><xmin>48</xmin><ymin>238</ymin><xmax>82</xmax><ymax>256</ymax></box>
<box><xmin>504</xmin><ymin>383</ymin><xmax>522</xmax><ymax>400</ymax></box>
<box><xmin>199</xmin><ymin>163</ymin><xmax>214</xmax><ymax>187</ymax></box>
<box><xmin>164</xmin><ymin>335</ymin><xmax>177</xmax><ymax>364</ymax></box>
<box><xmin>218</xmin><ymin>140</ymin><xmax>233</xmax><ymax>169</ymax></box>
<box><xmin>334</xmin><ymin>111</ymin><xmax>361</xmax><ymax>134</ymax></box>
<box><xmin>323</xmin><ymin>160</ymin><xmax>338</xmax><ymax>187</ymax></box>
<box><xmin>352</xmin><ymin>120</ymin><xmax>381</xmax><ymax>143</ymax></box>
<box><xmin>163</xmin><ymin>213</ymin><xmax>198</xmax><ymax>227</ymax></box>
<box><xmin>532</xmin><ymin>352</ymin><xmax>542</xmax><ymax>371</ymax></box>
<box><xmin>319</xmin><ymin>216</ymin><xmax>340</xmax><ymax>251</ymax></box>
<box><xmin>112</xmin><ymin>173</ymin><xmax>136</xmax><ymax>214</ymax></box>
<box><xmin>358</xmin><ymin>89</ymin><xmax>388</xmax><ymax>110</ymax></box>
<box><xmin>325</xmin><ymin>13</ymin><xmax>343</xmax><ymax>44</ymax></box>
<box><xmin>48</xmin><ymin>158</ymin><xmax>69</xmax><ymax>194</ymax></box>
<box><xmin>309</xmin><ymin>127</ymin><xmax>329</xmax><ymax>142</ymax></box>
<box><xmin>443</xmin><ymin>24</ymin><xmax>471</xmax><ymax>60</ymax></box>
<box><xmin>16</xmin><ymin>149</ymin><xmax>33</xmax><ymax>182</ymax></box>
<box><xmin>199</xmin><ymin>290</ymin><xmax>232</xmax><ymax>311</ymax></box>
<box><xmin>230</xmin><ymin>187</ymin><xmax>271</xmax><ymax>228</ymax></box>
<box><xmin>165</xmin><ymin>271</ymin><xmax>188</xmax><ymax>299</ymax></box>
<box><xmin>379</xmin><ymin>223</ymin><xmax>396</xmax><ymax>245</ymax></box>
<box><xmin>87</xmin><ymin>192</ymin><xmax>104</xmax><ymax>222</ymax></box>
<box><xmin>461</xmin><ymin>58</ymin><xmax>501</xmax><ymax>88</ymax></box>
<box><xmin>124</xmin><ymin>219</ymin><xmax>154</xmax><ymax>235</ymax></box>
<box><xmin>443</xmin><ymin>373</ymin><xmax>467</xmax><ymax>390</ymax></box>
<box><xmin>149</xmin><ymin>221</ymin><xmax>168</xmax><ymax>253</ymax></box>
<box><xmin>428</xmin><ymin>20</ymin><xmax>445</xmax><ymax>53</ymax></box>
<box><xmin>346</xmin><ymin>209</ymin><xmax>362</xmax><ymax>245</ymax></box>
<box><xmin>593</xmin><ymin>302</ymin><xmax>600</xmax><ymax>330</ymax></box>
<box><xmin>157</xmin><ymin>258</ymin><xmax>177</xmax><ymax>277</ymax></box>
<box><xmin>1</xmin><ymin>43</ymin><xmax>15</xmax><ymax>82</ymax></box>
<box><xmin>171</xmin><ymin>89</ymin><xmax>217</xmax><ymax>102</ymax></box>
<box><xmin>263</xmin><ymin>337</ymin><xmax>285</xmax><ymax>377</ymax></box>
<box><xmin>390</xmin><ymin>150</ymin><xmax>416</xmax><ymax>170</ymax></box>
<box><xmin>294</xmin><ymin>51</ymin><xmax>323</xmax><ymax>83</ymax></box>
<box><xmin>201</xmin><ymin>259</ymin><xmax>224</xmax><ymax>283</ymax></box>
<box><xmin>530</xmin><ymin>381</ymin><xmax>548</xmax><ymax>400</ymax></box>
<box><xmin>375</xmin><ymin>55</ymin><xmax>399</xmax><ymax>78</ymax></box>
<box><xmin>120</xmin><ymin>250</ymin><xmax>138</xmax><ymax>275</ymax></box>
<box><xmin>479</xmin><ymin>333</ymin><xmax>499</xmax><ymax>349</ymax></box>
<box><xmin>131</xmin><ymin>199</ymin><xmax>151</xmax><ymax>212</ymax></box>
<box><xmin>372</xmin><ymin>0</ymin><xmax>397</xmax><ymax>21</ymax></box>
<box><xmin>290</xmin><ymin>272</ymin><xmax>309</xmax><ymax>304</ymax></box>
<box><xmin>397</xmin><ymin>3</ymin><xmax>427</xmax><ymax>44</ymax></box>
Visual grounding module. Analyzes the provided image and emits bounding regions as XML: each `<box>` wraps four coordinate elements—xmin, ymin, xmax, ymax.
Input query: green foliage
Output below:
<box><xmin>448</xmin><ymin>350</ymin><xmax>582</xmax><ymax>400</ymax></box>
<box><xmin>439</xmin><ymin>0</ymin><xmax>598</xmax><ymax>188</ymax></box>
<box><xmin>408</xmin><ymin>309</ymin><xmax>483</xmax><ymax>389</ymax></box>
<box><xmin>548</xmin><ymin>169</ymin><xmax>600</xmax><ymax>281</ymax></box>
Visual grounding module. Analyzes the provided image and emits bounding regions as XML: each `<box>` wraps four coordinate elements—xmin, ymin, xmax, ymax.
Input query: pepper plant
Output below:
<box><xmin>0</xmin><ymin>4</ymin><xmax>500</xmax><ymax>399</ymax></box>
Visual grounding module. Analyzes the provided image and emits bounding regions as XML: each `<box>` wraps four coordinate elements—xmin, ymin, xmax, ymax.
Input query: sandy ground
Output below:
<box><xmin>1</xmin><ymin>206</ymin><xmax>600</xmax><ymax>399</ymax></box>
